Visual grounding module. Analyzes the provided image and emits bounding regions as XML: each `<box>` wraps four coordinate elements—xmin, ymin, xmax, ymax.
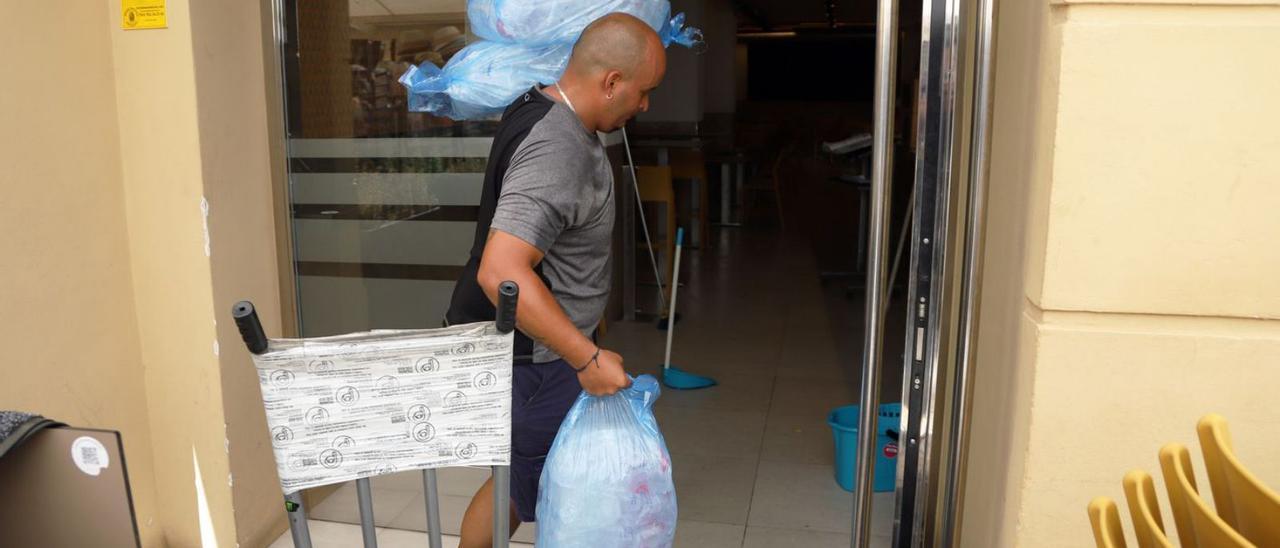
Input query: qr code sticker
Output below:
<box><xmin>80</xmin><ymin>445</ymin><xmax>101</xmax><ymax>466</ymax></box>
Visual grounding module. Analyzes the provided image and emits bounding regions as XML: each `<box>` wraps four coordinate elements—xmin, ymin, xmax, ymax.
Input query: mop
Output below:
<box><xmin>659</xmin><ymin>228</ymin><xmax>717</xmax><ymax>390</ymax></box>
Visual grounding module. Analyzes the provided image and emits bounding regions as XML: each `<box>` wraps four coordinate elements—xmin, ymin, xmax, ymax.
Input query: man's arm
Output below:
<box><xmin>476</xmin><ymin>229</ymin><xmax>630</xmax><ymax>396</ymax></box>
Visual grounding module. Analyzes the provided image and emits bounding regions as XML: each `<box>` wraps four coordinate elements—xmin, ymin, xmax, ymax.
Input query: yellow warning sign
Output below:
<box><xmin>122</xmin><ymin>0</ymin><xmax>166</xmax><ymax>30</ymax></box>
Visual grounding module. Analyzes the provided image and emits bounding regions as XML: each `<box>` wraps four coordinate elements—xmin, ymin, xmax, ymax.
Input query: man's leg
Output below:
<box><xmin>459</xmin><ymin>476</ymin><xmax>521</xmax><ymax>548</ymax></box>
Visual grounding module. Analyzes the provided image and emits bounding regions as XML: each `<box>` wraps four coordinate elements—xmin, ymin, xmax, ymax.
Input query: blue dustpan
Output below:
<box><xmin>660</xmin><ymin>229</ymin><xmax>716</xmax><ymax>391</ymax></box>
<box><xmin>663</xmin><ymin>365</ymin><xmax>718</xmax><ymax>390</ymax></box>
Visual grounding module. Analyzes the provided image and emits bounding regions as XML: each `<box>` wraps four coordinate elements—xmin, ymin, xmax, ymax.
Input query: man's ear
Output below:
<box><xmin>605</xmin><ymin>70</ymin><xmax>623</xmax><ymax>95</ymax></box>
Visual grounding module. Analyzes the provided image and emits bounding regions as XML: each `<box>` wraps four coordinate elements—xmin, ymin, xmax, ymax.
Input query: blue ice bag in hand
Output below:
<box><xmin>536</xmin><ymin>374</ymin><xmax>677</xmax><ymax>548</ymax></box>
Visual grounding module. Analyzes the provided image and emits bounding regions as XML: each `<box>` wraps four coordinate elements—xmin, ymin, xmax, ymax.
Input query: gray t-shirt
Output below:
<box><xmin>489</xmin><ymin>100</ymin><xmax>615</xmax><ymax>363</ymax></box>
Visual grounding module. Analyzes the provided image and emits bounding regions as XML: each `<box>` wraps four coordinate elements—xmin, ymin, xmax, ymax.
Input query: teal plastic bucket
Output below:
<box><xmin>828</xmin><ymin>403</ymin><xmax>901</xmax><ymax>492</ymax></box>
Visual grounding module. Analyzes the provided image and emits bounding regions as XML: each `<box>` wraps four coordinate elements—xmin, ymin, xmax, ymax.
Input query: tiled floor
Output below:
<box><xmin>268</xmin><ymin>519</ymin><xmax>533</xmax><ymax>548</ymax></box>
<box><xmin>299</xmin><ymin>226</ymin><xmax>905</xmax><ymax>547</ymax></box>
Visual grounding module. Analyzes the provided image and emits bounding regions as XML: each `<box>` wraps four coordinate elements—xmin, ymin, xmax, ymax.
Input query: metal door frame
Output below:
<box><xmin>854</xmin><ymin>0</ymin><xmax>998</xmax><ymax>545</ymax></box>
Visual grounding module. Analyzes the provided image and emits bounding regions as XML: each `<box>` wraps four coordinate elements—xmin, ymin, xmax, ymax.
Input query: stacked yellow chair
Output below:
<box><xmin>1089</xmin><ymin>497</ymin><xmax>1129</xmax><ymax>548</ymax></box>
<box><xmin>1087</xmin><ymin>414</ymin><xmax>1279</xmax><ymax>548</ymax></box>
<box><xmin>1124</xmin><ymin>470</ymin><xmax>1174</xmax><ymax>547</ymax></box>
<box><xmin>1196</xmin><ymin>414</ymin><xmax>1280</xmax><ymax>546</ymax></box>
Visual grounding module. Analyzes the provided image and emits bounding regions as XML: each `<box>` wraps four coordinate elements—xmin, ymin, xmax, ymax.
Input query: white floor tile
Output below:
<box><xmin>387</xmin><ymin>492</ymin><xmax>538</xmax><ymax>544</ymax></box>
<box><xmin>674</xmin><ymin>520</ymin><xmax>746</xmax><ymax>548</ymax></box>
<box><xmin>761</xmin><ymin>412</ymin><xmax>836</xmax><ymax>465</ymax></box>
<box><xmin>742</xmin><ymin>526</ymin><xmax>861</xmax><ymax>548</ymax></box>
<box><xmin>769</xmin><ymin>378</ymin><xmax>860</xmax><ymax>423</ymax></box>
<box><xmin>266</xmin><ymin>519</ymin><xmax>373</xmax><ymax>548</ymax></box>
<box><xmin>670</xmin><ymin>453</ymin><xmax>758</xmax><ymax>524</ymax></box>
<box><xmin>377</xmin><ymin>526</ymin><xmax>536</xmax><ymax>548</ymax></box>
<box><xmin>268</xmin><ymin>520</ymin><xmax>534</xmax><ymax>548</ymax></box>
<box><xmin>656</xmin><ymin>406</ymin><xmax>767</xmax><ymax>458</ymax></box>
<box><xmin>747</xmin><ymin>459</ymin><xmax>898</xmax><ymax>538</ymax></box>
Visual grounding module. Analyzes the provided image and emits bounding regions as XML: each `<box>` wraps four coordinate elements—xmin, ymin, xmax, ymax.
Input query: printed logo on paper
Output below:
<box><xmin>415</xmin><ymin>357</ymin><xmax>440</xmax><ymax>373</ymax></box>
<box><xmin>319</xmin><ymin>449</ymin><xmax>343</xmax><ymax>469</ymax></box>
<box><xmin>412</xmin><ymin>422</ymin><xmax>436</xmax><ymax>443</ymax></box>
<box><xmin>306</xmin><ymin>407</ymin><xmax>330</xmax><ymax>425</ymax></box>
<box><xmin>270</xmin><ymin>370</ymin><xmax>295</xmax><ymax>388</ymax></box>
<box><xmin>336</xmin><ymin>386</ymin><xmax>360</xmax><ymax>407</ymax></box>
<box><xmin>272</xmin><ymin>426</ymin><xmax>294</xmax><ymax>447</ymax></box>
<box><xmin>407</xmin><ymin>404</ymin><xmax>431</xmax><ymax>423</ymax></box>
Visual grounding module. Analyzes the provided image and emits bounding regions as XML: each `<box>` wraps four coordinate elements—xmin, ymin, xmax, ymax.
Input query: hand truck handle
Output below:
<box><xmin>231</xmin><ymin>301</ymin><xmax>268</xmax><ymax>355</ymax></box>
<box><xmin>495</xmin><ymin>281</ymin><xmax>519</xmax><ymax>335</ymax></box>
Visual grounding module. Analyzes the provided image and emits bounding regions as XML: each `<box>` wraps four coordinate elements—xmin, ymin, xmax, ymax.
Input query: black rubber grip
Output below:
<box><xmin>495</xmin><ymin>281</ymin><xmax>519</xmax><ymax>334</ymax></box>
<box><xmin>231</xmin><ymin>301</ymin><xmax>268</xmax><ymax>355</ymax></box>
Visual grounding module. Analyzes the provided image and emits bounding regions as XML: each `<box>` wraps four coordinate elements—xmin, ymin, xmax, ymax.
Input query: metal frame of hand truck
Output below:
<box><xmin>232</xmin><ymin>281</ymin><xmax>521</xmax><ymax>548</ymax></box>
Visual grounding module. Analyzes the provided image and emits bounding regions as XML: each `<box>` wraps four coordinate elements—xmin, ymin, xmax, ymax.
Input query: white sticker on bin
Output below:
<box><xmin>249</xmin><ymin>322</ymin><xmax>514</xmax><ymax>494</ymax></box>
<box><xmin>71</xmin><ymin>436</ymin><xmax>110</xmax><ymax>476</ymax></box>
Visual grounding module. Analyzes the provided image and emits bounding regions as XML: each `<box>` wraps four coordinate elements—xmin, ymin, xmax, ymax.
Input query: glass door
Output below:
<box><xmin>279</xmin><ymin>0</ymin><xmax>494</xmax><ymax>337</ymax></box>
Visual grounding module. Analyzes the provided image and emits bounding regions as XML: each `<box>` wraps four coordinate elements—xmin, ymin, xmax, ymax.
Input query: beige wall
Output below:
<box><xmin>0</xmin><ymin>2</ymin><xmax>163</xmax><ymax>545</ymax></box>
<box><xmin>109</xmin><ymin>0</ymin><xmax>240</xmax><ymax>544</ymax></box>
<box><xmin>1</xmin><ymin>1</ymin><xmax>287</xmax><ymax>546</ymax></box>
<box><xmin>188</xmin><ymin>0</ymin><xmax>293</xmax><ymax>544</ymax></box>
<box><xmin>965</xmin><ymin>0</ymin><xmax>1280</xmax><ymax>546</ymax></box>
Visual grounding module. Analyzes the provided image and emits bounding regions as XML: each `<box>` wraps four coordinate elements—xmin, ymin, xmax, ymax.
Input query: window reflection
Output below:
<box><xmin>283</xmin><ymin>1</ymin><xmax>497</xmax><ymax>337</ymax></box>
<box><xmin>293</xmin><ymin>1</ymin><xmax>498</xmax><ymax>139</ymax></box>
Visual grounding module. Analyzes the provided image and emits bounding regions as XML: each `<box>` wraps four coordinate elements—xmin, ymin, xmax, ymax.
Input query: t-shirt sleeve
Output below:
<box><xmin>490</xmin><ymin>134</ymin><xmax>585</xmax><ymax>253</ymax></box>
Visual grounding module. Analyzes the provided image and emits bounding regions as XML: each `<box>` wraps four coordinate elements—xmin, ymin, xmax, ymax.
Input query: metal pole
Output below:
<box><xmin>421</xmin><ymin>470</ymin><xmax>443</xmax><ymax>548</ymax></box>
<box><xmin>941</xmin><ymin>0</ymin><xmax>999</xmax><ymax>543</ymax></box>
<box><xmin>355</xmin><ymin>478</ymin><xmax>378</xmax><ymax>547</ymax></box>
<box><xmin>853</xmin><ymin>0</ymin><xmax>899</xmax><ymax>543</ymax></box>
<box><xmin>492</xmin><ymin>466</ymin><xmax>511</xmax><ymax>548</ymax></box>
<box><xmin>494</xmin><ymin>284</ymin><xmax>515</xmax><ymax>548</ymax></box>
<box><xmin>284</xmin><ymin>492</ymin><xmax>313</xmax><ymax>548</ymax></box>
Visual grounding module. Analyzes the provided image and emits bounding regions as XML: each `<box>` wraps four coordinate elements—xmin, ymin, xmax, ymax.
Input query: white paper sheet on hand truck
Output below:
<box><xmin>248</xmin><ymin>322</ymin><xmax>513</xmax><ymax>494</ymax></box>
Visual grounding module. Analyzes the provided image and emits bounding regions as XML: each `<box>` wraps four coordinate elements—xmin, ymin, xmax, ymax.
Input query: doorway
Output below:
<box><xmin>266</xmin><ymin>0</ymin><xmax>993</xmax><ymax>547</ymax></box>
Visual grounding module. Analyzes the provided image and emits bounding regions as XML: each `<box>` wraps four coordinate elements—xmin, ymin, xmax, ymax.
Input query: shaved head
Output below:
<box><xmin>551</xmin><ymin>12</ymin><xmax>666</xmax><ymax>132</ymax></box>
<box><xmin>567</xmin><ymin>12</ymin><xmax>662</xmax><ymax>77</ymax></box>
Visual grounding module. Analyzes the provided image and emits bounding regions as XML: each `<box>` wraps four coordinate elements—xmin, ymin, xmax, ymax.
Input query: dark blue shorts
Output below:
<box><xmin>509</xmin><ymin>359</ymin><xmax>582</xmax><ymax>522</ymax></box>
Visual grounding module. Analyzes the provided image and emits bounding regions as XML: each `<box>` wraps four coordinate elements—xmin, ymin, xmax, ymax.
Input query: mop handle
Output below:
<box><xmin>663</xmin><ymin>228</ymin><xmax>685</xmax><ymax>371</ymax></box>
